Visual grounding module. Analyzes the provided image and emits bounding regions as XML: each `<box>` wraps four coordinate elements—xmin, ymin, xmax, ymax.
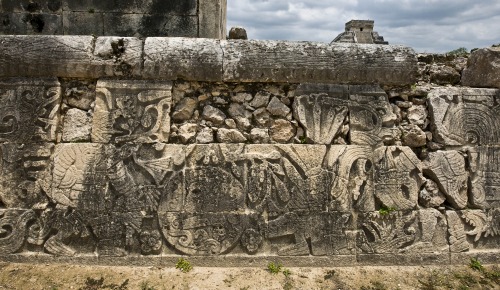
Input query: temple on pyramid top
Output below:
<box><xmin>331</xmin><ymin>20</ymin><xmax>389</xmax><ymax>45</ymax></box>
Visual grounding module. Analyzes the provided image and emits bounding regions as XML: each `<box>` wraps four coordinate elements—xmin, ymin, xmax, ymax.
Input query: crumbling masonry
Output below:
<box><xmin>0</xmin><ymin>3</ymin><xmax>499</xmax><ymax>267</ymax></box>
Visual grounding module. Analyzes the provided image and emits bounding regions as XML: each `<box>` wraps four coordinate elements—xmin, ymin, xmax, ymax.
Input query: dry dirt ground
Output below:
<box><xmin>0</xmin><ymin>261</ymin><xmax>499</xmax><ymax>290</ymax></box>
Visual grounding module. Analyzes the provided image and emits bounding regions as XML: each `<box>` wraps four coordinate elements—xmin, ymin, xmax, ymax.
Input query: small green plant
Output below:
<box><xmin>378</xmin><ymin>206</ymin><xmax>396</xmax><ymax>215</ymax></box>
<box><xmin>299</xmin><ymin>136</ymin><xmax>307</xmax><ymax>144</ymax></box>
<box><xmin>282</xmin><ymin>268</ymin><xmax>291</xmax><ymax>277</ymax></box>
<box><xmin>267</xmin><ymin>261</ymin><xmax>282</xmax><ymax>274</ymax></box>
<box><xmin>175</xmin><ymin>258</ymin><xmax>193</xmax><ymax>273</ymax></box>
<box><xmin>469</xmin><ymin>257</ymin><xmax>484</xmax><ymax>272</ymax></box>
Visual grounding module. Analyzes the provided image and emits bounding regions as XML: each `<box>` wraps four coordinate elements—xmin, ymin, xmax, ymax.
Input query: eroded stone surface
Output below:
<box><xmin>373</xmin><ymin>146</ymin><xmax>423</xmax><ymax>210</ymax></box>
<box><xmin>428</xmin><ymin>87</ymin><xmax>500</xmax><ymax>146</ymax></box>
<box><xmin>0</xmin><ymin>78</ymin><xmax>61</xmax><ymax>143</ymax></box>
<box><xmin>462</xmin><ymin>46</ymin><xmax>500</xmax><ymax>89</ymax></box>
<box><xmin>468</xmin><ymin>146</ymin><xmax>500</xmax><ymax>209</ymax></box>
<box><xmin>92</xmin><ymin>80</ymin><xmax>172</xmax><ymax>143</ymax></box>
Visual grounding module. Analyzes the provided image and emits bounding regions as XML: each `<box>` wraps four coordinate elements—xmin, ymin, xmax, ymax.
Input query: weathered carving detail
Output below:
<box><xmin>423</xmin><ymin>151</ymin><xmax>468</xmax><ymax>209</ymax></box>
<box><xmin>446</xmin><ymin>211</ymin><xmax>470</xmax><ymax>252</ymax></box>
<box><xmin>92</xmin><ymin>80</ymin><xmax>172</xmax><ymax>143</ymax></box>
<box><xmin>468</xmin><ymin>146</ymin><xmax>500</xmax><ymax>208</ymax></box>
<box><xmin>327</xmin><ymin>146</ymin><xmax>374</xmax><ymax>212</ymax></box>
<box><xmin>373</xmin><ymin>147</ymin><xmax>423</xmax><ymax>210</ymax></box>
<box><xmin>0</xmin><ymin>78</ymin><xmax>61</xmax><ymax>143</ymax></box>
<box><xmin>349</xmin><ymin>87</ymin><xmax>398</xmax><ymax>147</ymax></box>
<box><xmin>446</xmin><ymin>209</ymin><xmax>500</xmax><ymax>252</ymax></box>
<box><xmin>0</xmin><ymin>143</ymin><xmax>54</xmax><ymax>209</ymax></box>
<box><xmin>0</xmin><ymin>209</ymin><xmax>37</xmax><ymax>254</ymax></box>
<box><xmin>428</xmin><ymin>87</ymin><xmax>500</xmax><ymax>146</ymax></box>
<box><xmin>293</xmin><ymin>94</ymin><xmax>348</xmax><ymax>144</ymax></box>
<box><xmin>357</xmin><ymin>209</ymin><xmax>448</xmax><ymax>254</ymax></box>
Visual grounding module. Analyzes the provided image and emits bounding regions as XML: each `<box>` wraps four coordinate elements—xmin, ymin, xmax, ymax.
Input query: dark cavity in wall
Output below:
<box><xmin>23</xmin><ymin>14</ymin><xmax>45</xmax><ymax>32</ymax></box>
<box><xmin>23</xmin><ymin>2</ymin><xmax>42</xmax><ymax>12</ymax></box>
<box><xmin>47</xmin><ymin>0</ymin><xmax>62</xmax><ymax>12</ymax></box>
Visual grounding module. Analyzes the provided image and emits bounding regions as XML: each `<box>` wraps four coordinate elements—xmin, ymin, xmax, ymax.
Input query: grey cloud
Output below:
<box><xmin>227</xmin><ymin>0</ymin><xmax>500</xmax><ymax>52</ymax></box>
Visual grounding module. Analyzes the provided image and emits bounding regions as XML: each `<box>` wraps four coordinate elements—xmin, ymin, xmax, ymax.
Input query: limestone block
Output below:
<box><xmin>462</xmin><ymin>47</ymin><xmax>500</xmax><ymax>89</ymax></box>
<box><xmin>266</xmin><ymin>96</ymin><xmax>290</xmax><ymax>117</ymax></box>
<box><xmin>221</xmin><ymin>41</ymin><xmax>417</xmax><ymax>85</ymax></box>
<box><xmin>177</xmin><ymin>123</ymin><xmax>198</xmax><ymax>143</ymax></box>
<box><xmin>62</xmin><ymin>108</ymin><xmax>91</xmax><ymax>142</ymax></box>
<box><xmin>0</xmin><ymin>78</ymin><xmax>61</xmax><ymax>143</ymax></box>
<box><xmin>357</xmin><ymin>209</ymin><xmax>448</xmax><ymax>254</ymax></box>
<box><xmin>199</xmin><ymin>0</ymin><xmax>226</xmax><ymax>39</ymax></box>
<box><xmin>61</xmin><ymin>79</ymin><xmax>96</xmax><ymax>111</ymax></box>
<box><xmin>401</xmin><ymin>124</ymin><xmax>426</xmax><ymax>147</ymax></box>
<box><xmin>103</xmin><ymin>14</ymin><xmax>198</xmax><ymax>37</ymax></box>
<box><xmin>0</xmin><ymin>209</ymin><xmax>38</xmax><ymax>255</ymax></box>
<box><xmin>373</xmin><ymin>146</ymin><xmax>423</xmax><ymax>210</ymax></box>
<box><xmin>0</xmin><ymin>36</ymin><xmax>94</xmax><ymax>78</ymax></box>
<box><xmin>143</xmin><ymin>38</ymin><xmax>223</xmax><ymax>81</ymax></box>
<box><xmin>467</xmin><ymin>146</ymin><xmax>500</xmax><ymax>209</ymax></box>
<box><xmin>268</xmin><ymin>212</ymin><xmax>355</xmax><ymax>256</ymax></box>
<box><xmin>447</xmin><ymin>209</ymin><xmax>500</xmax><ymax>253</ymax></box>
<box><xmin>216</xmin><ymin>128</ymin><xmax>247</xmax><ymax>143</ymax></box>
<box><xmin>293</xmin><ymin>93</ymin><xmax>348</xmax><ymax>145</ymax></box>
<box><xmin>196</xmin><ymin>127</ymin><xmax>214</xmax><ymax>143</ymax></box>
<box><xmin>63</xmin><ymin>11</ymin><xmax>103</xmax><ymax>35</ymax></box>
<box><xmin>172</xmin><ymin>97</ymin><xmax>198</xmax><ymax>121</ymax></box>
<box><xmin>93</xmin><ymin>37</ymin><xmax>143</xmax><ymax>77</ymax></box>
<box><xmin>202</xmin><ymin>105</ymin><xmax>226</xmax><ymax>126</ymax></box>
<box><xmin>422</xmin><ymin>151</ymin><xmax>468</xmax><ymax>209</ymax></box>
<box><xmin>326</xmin><ymin>146</ymin><xmax>375</xmax><ymax>212</ymax></box>
<box><xmin>0</xmin><ymin>143</ymin><xmax>54</xmax><ymax>209</ymax></box>
<box><xmin>63</xmin><ymin>0</ymin><xmax>197</xmax><ymax>15</ymax></box>
<box><xmin>428</xmin><ymin>87</ymin><xmax>500</xmax><ymax>146</ymax></box>
<box><xmin>0</xmin><ymin>35</ymin><xmax>142</xmax><ymax>78</ymax></box>
<box><xmin>91</xmin><ymin>80</ymin><xmax>172</xmax><ymax>143</ymax></box>
<box><xmin>41</xmin><ymin>143</ymin><xmax>162</xmax><ymax>256</ymax></box>
<box><xmin>349</xmin><ymin>86</ymin><xmax>398</xmax><ymax>146</ymax></box>
<box><xmin>270</xmin><ymin>119</ymin><xmax>295</xmax><ymax>143</ymax></box>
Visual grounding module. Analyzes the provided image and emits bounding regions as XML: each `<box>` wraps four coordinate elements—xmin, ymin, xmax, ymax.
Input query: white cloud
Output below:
<box><xmin>227</xmin><ymin>0</ymin><xmax>500</xmax><ymax>52</ymax></box>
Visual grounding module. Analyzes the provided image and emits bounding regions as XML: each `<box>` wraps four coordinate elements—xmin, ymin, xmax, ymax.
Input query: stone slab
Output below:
<box><xmin>221</xmin><ymin>41</ymin><xmax>417</xmax><ymax>85</ymax></box>
<box><xmin>63</xmin><ymin>0</ymin><xmax>197</xmax><ymax>15</ymax></box>
<box><xmin>62</xmin><ymin>11</ymin><xmax>103</xmax><ymax>35</ymax></box>
<box><xmin>462</xmin><ymin>47</ymin><xmax>500</xmax><ymax>89</ymax></box>
<box><xmin>0</xmin><ymin>35</ymin><xmax>143</xmax><ymax>78</ymax></box>
<box><xmin>0</xmin><ymin>78</ymin><xmax>61</xmax><ymax>143</ymax></box>
<box><xmin>356</xmin><ymin>253</ymin><xmax>450</xmax><ymax>266</ymax></box>
<box><xmin>102</xmin><ymin>14</ymin><xmax>198</xmax><ymax>38</ymax></box>
<box><xmin>199</xmin><ymin>0</ymin><xmax>227</xmax><ymax>39</ymax></box>
<box><xmin>143</xmin><ymin>38</ymin><xmax>223</xmax><ymax>81</ymax></box>
<box><xmin>91</xmin><ymin>80</ymin><xmax>172</xmax><ymax>143</ymax></box>
<box><xmin>428</xmin><ymin>87</ymin><xmax>500</xmax><ymax>146</ymax></box>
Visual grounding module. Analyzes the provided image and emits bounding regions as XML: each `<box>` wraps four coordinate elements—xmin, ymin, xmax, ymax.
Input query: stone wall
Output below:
<box><xmin>0</xmin><ymin>36</ymin><xmax>499</xmax><ymax>266</ymax></box>
<box><xmin>0</xmin><ymin>0</ymin><xmax>227</xmax><ymax>38</ymax></box>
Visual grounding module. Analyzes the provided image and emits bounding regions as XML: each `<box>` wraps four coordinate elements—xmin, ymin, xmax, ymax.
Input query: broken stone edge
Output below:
<box><xmin>0</xmin><ymin>36</ymin><xmax>417</xmax><ymax>85</ymax></box>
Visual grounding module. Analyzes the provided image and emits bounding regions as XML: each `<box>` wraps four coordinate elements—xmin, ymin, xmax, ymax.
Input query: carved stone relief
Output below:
<box><xmin>468</xmin><ymin>146</ymin><xmax>500</xmax><ymax>209</ymax></box>
<box><xmin>357</xmin><ymin>209</ymin><xmax>448</xmax><ymax>254</ymax></box>
<box><xmin>0</xmin><ymin>143</ymin><xmax>53</xmax><ymax>209</ymax></box>
<box><xmin>428</xmin><ymin>87</ymin><xmax>500</xmax><ymax>146</ymax></box>
<box><xmin>447</xmin><ymin>209</ymin><xmax>500</xmax><ymax>252</ymax></box>
<box><xmin>92</xmin><ymin>80</ymin><xmax>172</xmax><ymax>143</ymax></box>
<box><xmin>373</xmin><ymin>146</ymin><xmax>423</xmax><ymax>210</ymax></box>
<box><xmin>349</xmin><ymin>86</ymin><xmax>398</xmax><ymax>147</ymax></box>
<box><xmin>0</xmin><ymin>78</ymin><xmax>61</xmax><ymax>143</ymax></box>
<box><xmin>423</xmin><ymin>151</ymin><xmax>468</xmax><ymax>209</ymax></box>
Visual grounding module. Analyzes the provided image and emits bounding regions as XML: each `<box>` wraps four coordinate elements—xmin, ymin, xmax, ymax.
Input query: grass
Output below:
<box><xmin>175</xmin><ymin>258</ymin><xmax>193</xmax><ymax>273</ymax></box>
<box><xmin>267</xmin><ymin>262</ymin><xmax>282</xmax><ymax>274</ymax></box>
<box><xmin>378</xmin><ymin>206</ymin><xmax>396</xmax><ymax>215</ymax></box>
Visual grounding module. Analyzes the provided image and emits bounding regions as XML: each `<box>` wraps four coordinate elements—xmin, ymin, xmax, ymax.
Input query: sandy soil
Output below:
<box><xmin>0</xmin><ymin>262</ymin><xmax>499</xmax><ymax>290</ymax></box>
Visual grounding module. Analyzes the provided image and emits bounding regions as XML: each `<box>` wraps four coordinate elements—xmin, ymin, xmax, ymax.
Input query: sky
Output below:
<box><xmin>226</xmin><ymin>0</ymin><xmax>500</xmax><ymax>53</ymax></box>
